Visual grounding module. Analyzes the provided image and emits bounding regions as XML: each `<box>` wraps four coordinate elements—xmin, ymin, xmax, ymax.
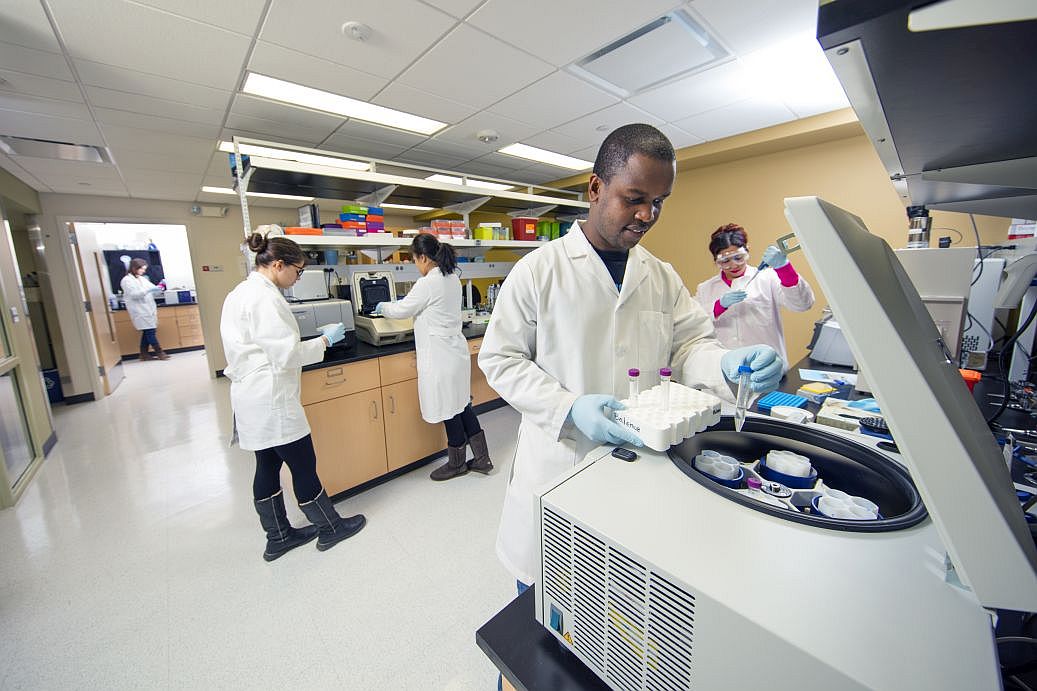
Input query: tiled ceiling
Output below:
<box><xmin>0</xmin><ymin>0</ymin><xmax>849</xmax><ymax>206</ymax></box>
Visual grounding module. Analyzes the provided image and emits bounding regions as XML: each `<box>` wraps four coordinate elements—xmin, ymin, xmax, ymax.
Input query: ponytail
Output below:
<box><xmin>411</xmin><ymin>232</ymin><xmax>457</xmax><ymax>275</ymax></box>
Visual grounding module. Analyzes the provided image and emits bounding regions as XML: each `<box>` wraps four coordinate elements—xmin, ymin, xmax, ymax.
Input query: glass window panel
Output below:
<box><xmin>0</xmin><ymin>370</ymin><xmax>34</xmax><ymax>486</ymax></box>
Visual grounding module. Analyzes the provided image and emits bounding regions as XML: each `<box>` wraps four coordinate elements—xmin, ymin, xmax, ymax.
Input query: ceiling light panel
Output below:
<box><xmin>570</xmin><ymin>9</ymin><xmax>729</xmax><ymax>97</ymax></box>
<box><xmin>498</xmin><ymin>143</ymin><xmax>592</xmax><ymax>170</ymax></box>
<box><xmin>740</xmin><ymin>35</ymin><xmax>850</xmax><ymax>117</ymax></box>
<box><xmin>242</xmin><ymin>72</ymin><xmax>446</xmax><ymax>135</ymax></box>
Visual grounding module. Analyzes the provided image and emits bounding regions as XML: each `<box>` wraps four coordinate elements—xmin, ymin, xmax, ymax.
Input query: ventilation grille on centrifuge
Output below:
<box><xmin>542</xmin><ymin>508</ymin><xmax>697</xmax><ymax>690</ymax></box>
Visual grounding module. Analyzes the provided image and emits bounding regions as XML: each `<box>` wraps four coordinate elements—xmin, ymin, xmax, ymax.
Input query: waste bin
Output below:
<box><xmin>41</xmin><ymin>368</ymin><xmax>63</xmax><ymax>403</ymax></box>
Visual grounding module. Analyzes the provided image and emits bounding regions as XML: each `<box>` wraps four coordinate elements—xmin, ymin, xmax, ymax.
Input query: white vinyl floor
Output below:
<box><xmin>0</xmin><ymin>350</ymin><xmax>519</xmax><ymax>690</ymax></box>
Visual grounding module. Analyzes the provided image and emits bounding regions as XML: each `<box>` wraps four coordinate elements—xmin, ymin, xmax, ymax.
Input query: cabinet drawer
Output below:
<box><xmin>176</xmin><ymin>312</ymin><xmax>200</xmax><ymax>327</ymax></box>
<box><xmin>178</xmin><ymin>324</ymin><xmax>203</xmax><ymax>340</ymax></box>
<box><xmin>467</xmin><ymin>337</ymin><xmax>482</xmax><ymax>356</ymax></box>
<box><xmin>378</xmin><ymin>351</ymin><xmax>418</xmax><ymax>385</ymax></box>
<box><xmin>301</xmin><ymin>359</ymin><xmax>380</xmax><ymax>405</ymax></box>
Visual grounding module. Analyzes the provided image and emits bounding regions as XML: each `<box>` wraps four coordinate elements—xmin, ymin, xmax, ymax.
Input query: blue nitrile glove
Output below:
<box><xmin>318</xmin><ymin>322</ymin><xmax>346</xmax><ymax>346</ymax></box>
<box><xmin>721</xmin><ymin>345</ymin><xmax>784</xmax><ymax>393</ymax></box>
<box><xmin>373</xmin><ymin>302</ymin><xmax>386</xmax><ymax>316</ymax></box>
<box><xmin>149</xmin><ymin>286</ymin><xmax>164</xmax><ymax>295</ymax></box>
<box><xmin>762</xmin><ymin>244</ymin><xmax>788</xmax><ymax>269</ymax></box>
<box><xmin>846</xmin><ymin>398</ymin><xmax>881</xmax><ymax>412</ymax></box>
<box><xmin>719</xmin><ymin>290</ymin><xmax>747</xmax><ymax>308</ymax></box>
<box><xmin>569</xmin><ymin>395</ymin><xmax>643</xmax><ymax>447</ymax></box>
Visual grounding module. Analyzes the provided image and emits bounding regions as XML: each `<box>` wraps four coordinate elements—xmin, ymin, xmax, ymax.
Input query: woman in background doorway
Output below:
<box><xmin>375</xmin><ymin>233</ymin><xmax>493</xmax><ymax>481</ymax></box>
<box><xmin>120</xmin><ymin>258</ymin><xmax>169</xmax><ymax>361</ymax></box>
<box><xmin>695</xmin><ymin>223</ymin><xmax>814</xmax><ymax>371</ymax></box>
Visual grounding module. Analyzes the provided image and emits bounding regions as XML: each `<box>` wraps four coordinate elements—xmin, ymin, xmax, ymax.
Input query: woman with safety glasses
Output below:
<box><xmin>695</xmin><ymin>223</ymin><xmax>814</xmax><ymax>372</ymax></box>
<box><xmin>221</xmin><ymin>227</ymin><xmax>366</xmax><ymax>561</ymax></box>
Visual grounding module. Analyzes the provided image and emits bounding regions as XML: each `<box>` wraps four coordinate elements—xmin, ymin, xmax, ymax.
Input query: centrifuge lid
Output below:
<box><xmin>784</xmin><ymin>196</ymin><xmax>1037</xmax><ymax>611</ymax></box>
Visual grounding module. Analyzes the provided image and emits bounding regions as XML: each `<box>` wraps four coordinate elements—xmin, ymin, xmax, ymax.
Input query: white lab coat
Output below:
<box><xmin>120</xmin><ymin>273</ymin><xmax>158</xmax><ymax>330</ymax></box>
<box><xmin>379</xmin><ymin>269</ymin><xmax>470</xmax><ymax>423</ymax></box>
<box><xmin>695</xmin><ymin>266</ymin><xmax>814</xmax><ymax>371</ymax></box>
<box><xmin>220</xmin><ymin>271</ymin><xmax>327</xmax><ymax>451</ymax></box>
<box><xmin>478</xmin><ymin>222</ymin><xmax>733</xmax><ymax>585</ymax></box>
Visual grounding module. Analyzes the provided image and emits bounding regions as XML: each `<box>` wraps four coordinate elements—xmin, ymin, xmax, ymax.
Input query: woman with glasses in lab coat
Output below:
<box><xmin>695</xmin><ymin>223</ymin><xmax>815</xmax><ymax>371</ymax></box>
<box><xmin>375</xmin><ymin>233</ymin><xmax>493</xmax><ymax>481</ymax></box>
<box><xmin>221</xmin><ymin>228</ymin><xmax>366</xmax><ymax>561</ymax></box>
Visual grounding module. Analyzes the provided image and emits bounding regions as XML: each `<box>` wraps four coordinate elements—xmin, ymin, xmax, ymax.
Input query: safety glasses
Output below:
<box><xmin>283</xmin><ymin>261</ymin><xmax>306</xmax><ymax>277</ymax></box>
<box><xmin>715</xmin><ymin>248</ymin><xmax>749</xmax><ymax>266</ymax></box>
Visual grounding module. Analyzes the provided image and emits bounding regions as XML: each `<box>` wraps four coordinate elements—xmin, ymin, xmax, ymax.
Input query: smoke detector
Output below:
<box><xmin>341</xmin><ymin>21</ymin><xmax>372</xmax><ymax>42</ymax></box>
<box><xmin>476</xmin><ymin>129</ymin><xmax>500</xmax><ymax>144</ymax></box>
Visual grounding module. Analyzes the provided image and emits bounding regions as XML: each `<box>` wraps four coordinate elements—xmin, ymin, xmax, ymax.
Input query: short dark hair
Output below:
<box><xmin>127</xmin><ymin>258</ymin><xmax>148</xmax><ymax>276</ymax></box>
<box><xmin>593</xmin><ymin>124</ymin><xmax>675</xmax><ymax>182</ymax></box>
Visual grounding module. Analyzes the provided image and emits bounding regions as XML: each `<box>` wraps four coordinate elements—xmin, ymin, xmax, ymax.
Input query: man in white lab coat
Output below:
<box><xmin>478</xmin><ymin>124</ymin><xmax>784</xmax><ymax>588</ymax></box>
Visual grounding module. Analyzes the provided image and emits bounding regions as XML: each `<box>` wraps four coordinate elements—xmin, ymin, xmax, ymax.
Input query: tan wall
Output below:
<box><xmin>564</xmin><ymin>115</ymin><xmax>1011</xmax><ymax>367</ymax></box>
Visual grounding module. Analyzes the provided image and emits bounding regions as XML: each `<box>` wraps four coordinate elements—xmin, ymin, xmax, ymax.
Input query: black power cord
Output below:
<box><xmin>988</xmin><ymin>297</ymin><xmax>1037</xmax><ymax>424</ymax></box>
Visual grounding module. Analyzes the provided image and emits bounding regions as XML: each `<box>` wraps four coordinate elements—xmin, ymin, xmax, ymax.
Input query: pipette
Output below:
<box><xmin>734</xmin><ymin>365</ymin><xmax>752</xmax><ymax>432</ymax></box>
<box><xmin>744</xmin><ymin>232</ymin><xmax>802</xmax><ymax>288</ymax></box>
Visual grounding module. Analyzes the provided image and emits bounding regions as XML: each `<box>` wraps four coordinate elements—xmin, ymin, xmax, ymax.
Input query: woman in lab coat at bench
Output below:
<box><xmin>221</xmin><ymin>230</ymin><xmax>366</xmax><ymax>561</ymax></box>
<box><xmin>696</xmin><ymin>223</ymin><xmax>814</xmax><ymax>371</ymax></box>
<box><xmin>120</xmin><ymin>258</ymin><xmax>169</xmax><ymax>360</ymax></box>
<box><xmin>376</xmin><ymin>233</ymin><xmax>493</xmax><ymax>481</ymax></box>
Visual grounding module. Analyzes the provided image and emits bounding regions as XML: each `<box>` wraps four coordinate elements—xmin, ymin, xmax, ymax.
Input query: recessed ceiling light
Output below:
<box><xmin>424</xmin><ymin>174</ymin><xmax>512</xmax><ymax>191</ymax></box>
<box><xmin>497</xmin><ymin>143</ymin><xmax>593</xmax><ymax>170</ymax></box>
<box><xmin>218</xmin><ymin>141</ymin><xmax>370</xmax><ymax>171</ymax></box>
<box><xmin>382</xmin><ymin>203</ymin><xmax>436</xmax><ymax>211</ymax></box>
<box><xmin>201</xmin><ymin>185</ymin><xmax>313</xmax><ymax>201</ymax></box>
<box><xmin>242</xmin><ymin>72</ymin><xmax>446</xmax><ymax>136</ymax></box>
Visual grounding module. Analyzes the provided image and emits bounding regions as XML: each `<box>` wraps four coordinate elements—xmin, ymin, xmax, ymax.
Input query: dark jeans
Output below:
<box><xmin>253</xmin><ymin>434</ymin><xmax>323</xmax><ymax>502</ymax></box>
<box><xmin>443</xmin><ymin>403</ymin><xmax>481</xmax><ymax>447</ymax></box>
<box><xmin>139</xmin><ymin>328</ymin><xmax>160</xmax><ymax>349</ymax></box>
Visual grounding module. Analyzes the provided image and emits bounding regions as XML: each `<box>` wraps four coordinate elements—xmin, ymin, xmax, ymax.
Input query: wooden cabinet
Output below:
<box><xmin>176</xmin><ymin>305</ymin><xmax>204</xmax><ymax>347</ymax></box>
<box><xmin>307</xmin><ymin>390</ymin><xmax>387</xmax><ymax>496</ymax></box>
<box><xmin>301</xmin><ymin>359</ymin><xmax>380</xmax><ymax>405</ymax></box>
<box><xmin>468</xmin><ymin>337</ymin><xmax>498</xmax><ymax>406</ymax></box>
<box><xmin>111</xmin><ymin>304</ymin><xmax>205</xmax><ymax>356</ymax></box>
<box><xmin>382</xmin><ymin>379</ymin><xmax>447</xmax><ymax>471</ymax></box>
<box><xmin>301</xmin><ymin>337</ymin><xmax>500</xmax><ymax>495</ymax></box>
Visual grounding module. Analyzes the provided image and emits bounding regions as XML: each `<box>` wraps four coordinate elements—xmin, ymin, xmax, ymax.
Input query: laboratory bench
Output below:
<box><xmin>111</xmin><ymin>303</ymin><xmax>204</xmax><ymax>357</ymax></box>
<box><xmin>295</xmin><ymin>323</ymin><xmax>504</xmax><ymax>501</ymax></box>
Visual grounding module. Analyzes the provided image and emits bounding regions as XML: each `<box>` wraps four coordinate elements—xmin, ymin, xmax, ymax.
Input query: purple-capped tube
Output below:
<box><xmin>659</xmin><ymin>367</ymin><xmax>672</xmax><ymax>410</ymax></box>
<box><xmin>628</xmin><ymin>368</ymin><xmax>640</xmax><ymax>400</ymax></box>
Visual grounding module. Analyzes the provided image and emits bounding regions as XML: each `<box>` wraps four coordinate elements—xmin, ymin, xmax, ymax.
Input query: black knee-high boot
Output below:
<box><xmin>298</xmin><ymin>488</ymin><xmax>366</xmax><ymax>551</ymax></box>
<box><xmin>254</xmin><ymin>489</ymin><xmax>319</xmax><ymax>562</ymax></box>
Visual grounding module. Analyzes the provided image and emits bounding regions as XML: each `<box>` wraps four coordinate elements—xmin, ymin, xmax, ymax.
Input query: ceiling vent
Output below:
<box><xmin>568</xmin><ymin>9</ymin><xmax>730</xmax><ymax>97</ymax></box>
<box><xmin>0</xmin><ymin>136</ymin><xmax>112</xmax><ymax>164</ymax></box>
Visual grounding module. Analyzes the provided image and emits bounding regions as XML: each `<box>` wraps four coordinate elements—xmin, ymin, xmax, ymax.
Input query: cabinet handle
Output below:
<box><xmin>322</xmin><ymin>378</ymin><xmax>346</xmax><ymax>389</ymax></box>
<box><xmin>389</xmin><ymin>395</ymin><xmax>396</xmax><ymax>414</ymax></box>
<box><xmin>326</xmin><ymin>367</ymin><xmax>343</xmax><ymax>377</ymax></box>
<box><xmin>370</xmin><ymin>400</ymin><xmax>378</xmax><ymax>419</ymax></box>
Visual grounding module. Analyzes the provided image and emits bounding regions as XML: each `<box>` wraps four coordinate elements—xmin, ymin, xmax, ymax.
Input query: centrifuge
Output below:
<box><xmin>534</xmin><ymin>197</ymin><xmax>1037</xmax><ymax>690</ymax></box>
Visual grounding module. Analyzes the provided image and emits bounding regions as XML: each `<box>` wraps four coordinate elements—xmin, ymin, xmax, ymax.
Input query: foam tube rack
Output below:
<box><xmin>614</xmin><ymin>382</ymin><xmax>723</xmax><ymax>451</ymax></box>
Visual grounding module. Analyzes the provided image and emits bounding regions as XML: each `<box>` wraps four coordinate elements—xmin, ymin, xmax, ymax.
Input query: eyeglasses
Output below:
<box><xmin>715</xmin><ymin>249</ymin><xmax>749</xmax><ymax>266</ymax></box>
<box><xmin>284</xmin><ymin>262</ymin><xmax>306</xmax><ymax>277</ymax></box>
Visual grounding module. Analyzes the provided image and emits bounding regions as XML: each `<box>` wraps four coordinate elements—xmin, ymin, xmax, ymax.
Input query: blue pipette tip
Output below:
<box><xmin>738</xmin><ymin>365</ymin><xmax>752</xmax><ymax>374</ymax></box>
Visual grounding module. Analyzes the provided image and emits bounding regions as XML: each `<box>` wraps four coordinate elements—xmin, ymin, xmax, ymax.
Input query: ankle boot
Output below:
<box><xmin>430</xmin><ymin>445</ymin><xmax>469</xmax><ymax>481</ymax></box>
<box><xmin>139</xmin><ymin>346</ymin><xmax>153</xmax><ymax>361</ymax></box>
<box><xmin>254</xmin><ymin>490</ymin><xmax>319</xmax><ymax>562</ymax></box>
<box><xmin>466</xmin><ymin>430</ymin><xmax>493</xmax><ymax>474</ymax></box>
<box><xmin>154</xmin><ymin>347</ymin><xmax>170</xmax><ymax>360</ymax></box>
<box><xmin>298</xmin><ymin>489</ymin><xmax>366</xmax><ymax>551</ymax></box>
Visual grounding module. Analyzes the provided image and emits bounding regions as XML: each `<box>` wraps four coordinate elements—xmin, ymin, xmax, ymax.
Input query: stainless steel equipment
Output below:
<box><xmin>283</xmin><ymin>268</ymin><xmax>329</xmax><ymax>301</ymax></box>
<box><xmin>349</xmin><ymin>269</ymin><xmax>413</xmax><ymax>346</ymax></box>
<box><xmin>287</xmin><ymin>298</ymin><xmax>355</xmax><ymax>348</ymax></box>
<box><xmin>534</xmin><ymin>197</ymin><xmax>1037</xmax><ymax>690</ymax></box>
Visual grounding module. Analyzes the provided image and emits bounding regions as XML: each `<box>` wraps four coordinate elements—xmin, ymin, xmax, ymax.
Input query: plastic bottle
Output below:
<box><xmin>628</xmin><ymin>368</ymin><xmax>640</xmax><ymax>400</ymax></box>
<box><xmin>147</xmin><ymin>238</ymin><xmax>158</xmax><ymax>251</ymax></box>
<box><xmin>659</xmin><ymin>367</ymin><xmax>672</xmax><ymax>410</ymax></box>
